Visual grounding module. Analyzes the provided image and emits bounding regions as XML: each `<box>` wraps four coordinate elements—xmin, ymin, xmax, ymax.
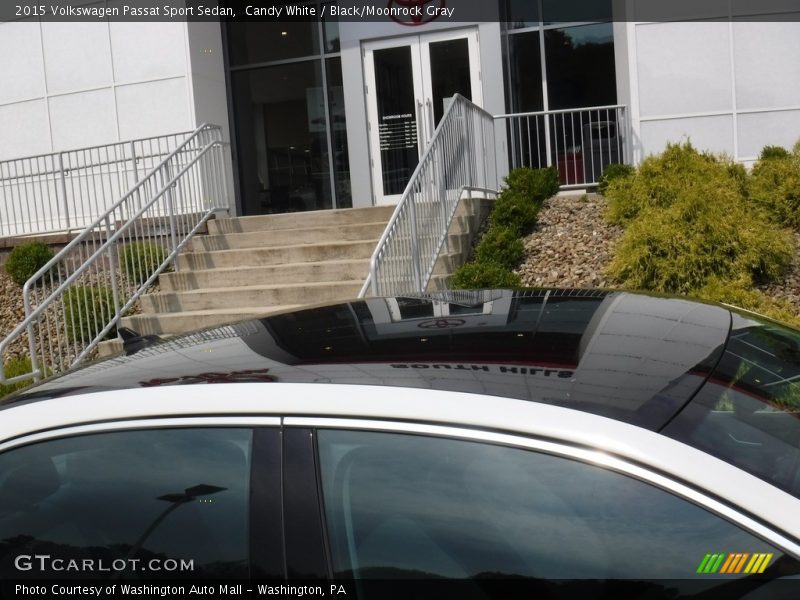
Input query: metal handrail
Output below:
<box><xmin>0</xmin><ymin>129</ymin><xmax>198</xmax><ymax>237</ymax></box>
<box><xmin>1</xmin><ymin>123</ymin><xmax>229</xmax><ymax>384</ymax></box>
<box><xmin>495</xmin><ymin>104</ymin><xmax>632</xmax><ymax>188</ymax></box>
<box><xmin>493</xmin><ymin>104</ymin><xmax>627</xmax><ymax>119</ymax></box>
<box><xmin>359</xmin><ymin>94</ymin><xmax>499</xmax><ymax>298</ymax></box>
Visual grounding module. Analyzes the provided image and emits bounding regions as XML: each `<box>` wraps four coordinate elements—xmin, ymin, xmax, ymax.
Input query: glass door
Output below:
<box><xmin>364</xmin><ymin>29</ymin><xmax>482</xmax><ymax>205</ymax></box>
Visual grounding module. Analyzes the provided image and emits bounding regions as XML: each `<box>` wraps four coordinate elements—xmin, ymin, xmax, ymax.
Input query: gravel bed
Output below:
<box><xmin>0</xmin><ymin>271</ymin><xmax>29</xmax><ymax>362</ymax></box>
<box><xmin>758</xmin><ymin>231</ymin><xmax>800</xmax><ymax>314</ymax></box>
<box><xmin>516</xmin><ymin>194</ymin><xmax>623</xmax><ymax>289</ymax></box>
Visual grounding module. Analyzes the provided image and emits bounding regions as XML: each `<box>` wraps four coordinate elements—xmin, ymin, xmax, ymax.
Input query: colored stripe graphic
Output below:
<box><xmin>698</xmin><ymin>553</ymin><xmax>727</xmax><ymax>573</ymax></box>
<box><xmin>699</xmin><ymin>552</ymin><xmax>774</xmax><ymax>575</ymax></box>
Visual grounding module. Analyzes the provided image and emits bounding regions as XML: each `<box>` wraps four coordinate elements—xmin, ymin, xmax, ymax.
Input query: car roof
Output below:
<box><xmin>3</xmin><ymin>288</ymin><xmax>733</xmax><ymax>431</ymax></box>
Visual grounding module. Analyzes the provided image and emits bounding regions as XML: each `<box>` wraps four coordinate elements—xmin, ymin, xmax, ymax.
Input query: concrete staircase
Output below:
<box><xmin>116</xmin><ymin>199</ymin><xmax>490</xmax><ymax>341</ymax></box>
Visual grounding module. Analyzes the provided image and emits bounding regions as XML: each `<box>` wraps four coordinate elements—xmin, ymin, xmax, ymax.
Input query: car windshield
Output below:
<box><xmin>664</xmin><ymin>312</ymin><xmax>800</xmax><ymax>498</ymax></box>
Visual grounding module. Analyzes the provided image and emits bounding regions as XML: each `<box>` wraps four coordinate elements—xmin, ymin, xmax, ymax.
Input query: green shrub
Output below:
<box><xmin>120</xmin><ymin>242</ymin><xmax>167</xmax><ymax>285</ymax></box>
<box><xmin>607</xmin><ymin>187</ymin><xmax>792</xmax><ymax>294</ymax></box>
<box><xmin>605</xmin><ymin>144</ymin><xmax>794</xmax><ymax>295</ymax></box>
<box><xmin>696</xmin><ymin>276</ymin><xmax>800</xmax><ymax>329</ymax></box>
<box><xmin>63</xmin><ymin>286</ymin><xmax>116</xmax><ymax>343</ymax></box>
<box><xmin>451</xmin><ymin>261</ymin><xmax>522</xmax><ymax>289</ymax></box>
<box><xmin>597</xmin><ymin>163</ymin><xmax>635</xmax><ymax>196</ymax></box>
<box><xmin>503</xmin><ymin>167</ymin><xmax>560</xmax><ymax>204</ymax></box>
<box><xmin>4</xmin><ymin>242</ymin><xmax>54</xmax><ymax>286</ymax></box>
<box><xmin>475</xmin><ymin>227</ymin><xmax>524</xmax><ymax>269</ymax></box>
<box><xmin>604</xmin><ymin>142</ymin><xmax>744</xmax><ymax>226</ymax></box>
<box><xmin>0</xmin><ymin>356</ymin><xmax>33</xmax><ymax>398</ymax></box>
<box><xmin>747</xmin><ymin>154</ymin><xmax>800</xmax><ymax>229</ymax></box>
<box><xmin>759</xmin><ymin>145</ymin><xmax>790</xmax><ymax>161</ymax></box>
<box><xmin>490</xmin><ymin>193</ymin><xmax>540</xmax><ymax>236</ymax></box>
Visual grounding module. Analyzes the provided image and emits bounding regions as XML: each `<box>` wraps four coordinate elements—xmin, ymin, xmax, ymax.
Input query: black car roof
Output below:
<box><xmin>3</xmin><ymin>289</ymin><xmax>734</xmax><ymax>431</ymax></box>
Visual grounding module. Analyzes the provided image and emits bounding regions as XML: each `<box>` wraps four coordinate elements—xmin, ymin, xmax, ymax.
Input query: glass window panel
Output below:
<box><xmin>231</xmin><ymin>61</ymin><xmax>333</xmax><ymax>215</ymax></box>
<box><xmin>318</xmin><ymin>429</ymin><xmax>797</xmax><ymax>586</ymax></box>
<box><xmin>326</xmin><ymin>57</ymin><xmax>351</xmax><ymax>208</ymax></box>
<box><xmin>503</xmin><ymin>0</ymin><xmax>540</xmax><ymax>29</ymax></box>
<box><xmin>373</xmin><ymin>46</ymin><xmax>419</xmax><ymax>197</ymax></box>
<box><xmin>544</xmin><ymin>23</ymin><xmax>617</xmax><ymax>110</ymax></box>
<box><xmin>0</xmin><ymin>428</ymin><xmax>252</xmax><ymax>579</ymax></box>
<box><xmin>428</xmin><ymin>38</ymin><xmax>472</xmax><ymax>124</ymax></box>
<box><xmin>506</xmin><ymin>30</ymin><xmax>543</xmax><ymax>112</ymax></box>
<box><xmin>542</xmin><ymin>0</ymin><xmax>612</xmax><ymax>24</ymax></box>
<box><xmin>323</xmin><ymin>3</ymin><xmax>341</xmax><ymax>53</ymax></box>
<box><xmin>227</xmin><ymin>21</ymin><xmax>320</xmax><ymax>66</ymax></box>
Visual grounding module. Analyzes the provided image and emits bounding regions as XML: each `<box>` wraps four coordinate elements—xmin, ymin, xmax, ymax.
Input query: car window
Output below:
<box><xmin>664</xmin><ymin>312</ymin><xmax>800</xmax><ymax>498</ymax></box>
<box><xmin>0</xmin><ymin>428</ymin><xmax>252</xmax><ymax>579</ymax></box>
<box><xmin>317</xmin><ymin>429</ymin><xmax>797</xmax><ymax>588</ymax></box>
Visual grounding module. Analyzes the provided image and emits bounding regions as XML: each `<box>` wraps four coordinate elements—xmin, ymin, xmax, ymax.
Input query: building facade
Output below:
<box><xmin>1</xmin><ymin>1</ymin><xmax>799</xmax><ymax>228</ymax></box>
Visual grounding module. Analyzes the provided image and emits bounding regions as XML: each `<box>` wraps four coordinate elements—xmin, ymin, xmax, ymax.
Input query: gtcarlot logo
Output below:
<box><xmin>14</xmin><ymin>554</ymin><xmax>194</xmax><ymax>573</ymax></box>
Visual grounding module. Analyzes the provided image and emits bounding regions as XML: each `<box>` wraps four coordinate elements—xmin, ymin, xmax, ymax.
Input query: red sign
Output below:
<box><xmin>388</xmin><ymin>0</ymin><xmax>446</xmax><ymax>26</ymax></box>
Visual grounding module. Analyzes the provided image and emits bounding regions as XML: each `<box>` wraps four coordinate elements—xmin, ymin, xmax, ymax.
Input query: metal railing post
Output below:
<box><xmin>165</xmin><ymin>164</ymin><xmax>180</xmax><ymax>272</ymax></box>
<box><xmin>57</xmin><ymin>152</ymin><xmax>70</xmax><ymax>230</ymax></box>
<box><xmin>408</xmin><ymin>198</ymin><xmax>422</xmax><ymax>292</ymax></box>
<box><xmin>105</xmin><ymin>215</ymin><xmax>121</xmax><ymax>321</ymax></box>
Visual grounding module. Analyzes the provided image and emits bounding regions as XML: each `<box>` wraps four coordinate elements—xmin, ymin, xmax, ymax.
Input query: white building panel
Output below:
<box><xmin>48</xmin><ymin>88</ymin><xmax>117</xmax><ymax>150</ymax></box>
<box><xmin>732</xmin><ymin>18</ymin><xmax>800</xmax><ymax>110</ymax></box>
<box><xmin>116</xmin><ymin>78</ymin><xmax>192</xmax><ymax>140</ymax></box>
<box><xmin>639</xmin><ymin>115</ymin><xmax>735</xmax><ymax>156</ymax></box>
<box><xmin>41</xmin><ymin>21</ymin><xmax>113</xmax><ymax>94</ymax></box>
<box><xmin>109</xmin><ymin>22</ymin><xmax>188</xmax><ymax>83</ymax></box>
<box><xmin>738</xmin><ymin>110</ymin><xmax>800</xmax><ymax>160</ymax></box>
<box><xmin>0</xmin><ymin>20</ymin><xmax>46</xmax><ymax>105</ymax></box>
<box><xmin>0</xmin><ymin>100</ymin><xmax>50</xmax><ymax>160</ymax></box>
<box><xmin>635</xmin><ymin>21</ymin><xmax>732</xmax><ymax>118</ymax></box>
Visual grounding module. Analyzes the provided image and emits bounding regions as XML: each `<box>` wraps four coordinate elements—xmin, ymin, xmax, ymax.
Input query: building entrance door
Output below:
<box><xmin>363</xmin><ymin>29</ymin><xmax>482</xmax><ymax>205</ymax></box>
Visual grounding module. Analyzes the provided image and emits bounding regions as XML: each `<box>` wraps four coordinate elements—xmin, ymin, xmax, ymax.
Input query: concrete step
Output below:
<box><xmin>177</xmin><ymin>239</ymin><xmax>378</xmax><ymax>270</ymax></box>
<box><xmin>208</xmin><ymin>206</ymin><xmax>397</xmax><ymax>235</ymax></box>
<box><xmin>141</xmin><ymin>280</ymin><xmax>364</xmax><ymax>313</ymax></box>
<box><xmin>160</xmin><ymin>259</ymin><xmax>371</xmax><ymax>291</ymax></box>
<box><xmin>121</xmin><ymin>305</ymin><xmax>304</xmax><ymax>336</ymax></box>
<box><xmin>191</xmin><ymin>221</ymin><xmax>389</xmax><ymax>251</ymax></box>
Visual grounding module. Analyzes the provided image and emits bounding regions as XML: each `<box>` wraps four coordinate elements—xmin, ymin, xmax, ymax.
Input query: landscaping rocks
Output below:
<box><xmin>0</xmin><ymin>271</ymin><xmax>28</xmax><ymax>361</ymax></box>
<box><xmin>759</xmin><ymin>231</ymin><xmax>800</xmax><ymax>314</ymax></box>
<box><xmin>516</xmin><ymin>195</ymin><xmax>623</xmax><ymax>289</ymax></box>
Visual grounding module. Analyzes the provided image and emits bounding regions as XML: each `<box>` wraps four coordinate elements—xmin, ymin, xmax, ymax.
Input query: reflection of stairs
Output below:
<box><xmin>114</xmin><ymin>199</ymin><xmax>490</xmax><ymax>343</ymax></box>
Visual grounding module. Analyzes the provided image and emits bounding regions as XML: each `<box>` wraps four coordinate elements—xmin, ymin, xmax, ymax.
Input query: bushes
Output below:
<box><xmin>63</xmin><ymin>286</ymin><xmax>117</xmax><ymax>343</ymax></box>
<box><xmin>597</xmin><ymin>163</ymin><xmax>635</xmax><ymax>196</ymax></box>
<box><xmin>503</xmin><ymin>167</ymin><xmax>560</xmax><ymax>204</ymax></box>
<box><xmin>605</xmin><ymin>142</ymin><xmax>745</xmax><ymax>226</ymax></box>
<box><xmin>0</xmin><ymin>357</ymin><xmax>33</xmax><ymax>398</ymax></box>
<box><xmin>452</xmin><ymin>167</ymin><xmax>557</xmax><ymax>289</ymax></box>
<box><xmin>759</xmin><ymin>145</ymin><xmax>790</xmax><ymax>161</ymax></box>
<box><xmin>747</xmin><ymin>150</ymin><xmax>800</xmax><ymax>229</ymax></box>
<box><xmin>120</xmin><ymin>242</ymin><xmax>167</xmax><ymax>285</ymax></box>
<box><xmin>475</xmin><ymin>227</ymin><xmax>524</xmax><ymax>269</ymax></box>
<box><xmin>4</xmin><ymin>242</ymin><xmax>54</xmax><ymax>286</ymax></box>
<box><xmin>604</xmin><ymin>141</ymin><xmax>798</xmax><ymax>326</ymax></box>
